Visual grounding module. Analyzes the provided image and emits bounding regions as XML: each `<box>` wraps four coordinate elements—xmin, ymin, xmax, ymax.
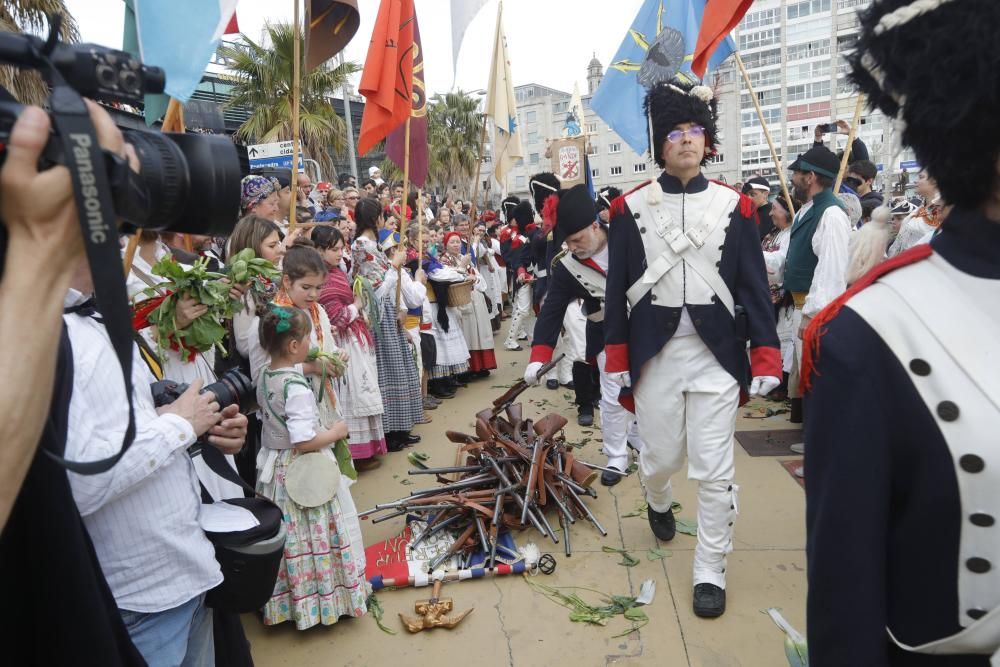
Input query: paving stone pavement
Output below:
<box><xmin>243</xmin><ymin>323</ymin><xmax>807</xmax><ymax>666</ymax></box>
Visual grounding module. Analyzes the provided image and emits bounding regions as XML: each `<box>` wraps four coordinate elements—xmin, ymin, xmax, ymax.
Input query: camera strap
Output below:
<box><xmin>44</xmin><ymin>82</ymin><xmax>137</xmax><ymax>475</ymax></box>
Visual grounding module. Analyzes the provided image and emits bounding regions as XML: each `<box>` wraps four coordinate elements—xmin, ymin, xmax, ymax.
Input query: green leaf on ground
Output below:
<box><xmin>366</xmin><ymin>592</ymin><xmax>397</xmax><ymax>635</ymax></box>
<box><xmin>647</xmin><ymin>547</ymin><xmax>672</xmax><ymax>561</ymax></box>
<box><xmin>602</xmin><ymin>546</ymin><xmax>639</xmax><ymax>567</ymax></box>
<box><xmin>627</xmin><ymin>462</ymin><xmax>639</xmax><ymax>474</ymax></box>
<box><xmin>622</xmin><ymin>501</ymin><xmax>648</xmax><ymax>518</ymax></box>
<box><xmin>524</xmin><ymin>579</ymin><xmax>651</xmax><ymax>637</ymax></box>
<box><xmin>675</xmin><ymin>518</ymin><xmax>698</xmax><ymax>536</ymax></box>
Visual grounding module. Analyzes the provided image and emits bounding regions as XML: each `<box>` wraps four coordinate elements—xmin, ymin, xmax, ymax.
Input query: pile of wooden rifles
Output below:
<box><xmin>360</xmin><ymin>356</ymin><xmax>617</xmax><ymax>570</ymax></box>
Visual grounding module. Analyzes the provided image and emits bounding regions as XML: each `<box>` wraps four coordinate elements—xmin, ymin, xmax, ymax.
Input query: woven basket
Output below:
<box><xmin>446</xmin><ymin>280</ymin><xmax>474</xmax><ymax>307</ymax></box>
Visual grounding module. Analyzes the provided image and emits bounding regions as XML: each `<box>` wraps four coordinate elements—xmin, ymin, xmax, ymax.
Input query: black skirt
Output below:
<box><xmin>420</xmin><ymin>331</ymin><xmax>437</xmax><ymax>370</ymax></box>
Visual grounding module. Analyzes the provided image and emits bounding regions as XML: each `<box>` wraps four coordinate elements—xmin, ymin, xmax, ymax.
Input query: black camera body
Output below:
<box><xmin>0</xmin><ymin>22</ymin><xmax>247</xmax><ymax>237</ymax></box>
<box><xmin>150</xmin><ymin>368</ymin><xmax>254</xmax><ymax>453</ymax></box>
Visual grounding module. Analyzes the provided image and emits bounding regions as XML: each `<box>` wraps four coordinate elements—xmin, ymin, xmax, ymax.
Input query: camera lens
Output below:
<box><xmin>122</xmin><ymin>130</ymin><xmax>247</xmax><ymax>235</ymax></box>
<box><xmin>201</xmin><ymin>369</ymin><xmax>253</xmax><ymax>412</ymax></box>
<box><xmin>120</xmin><ymin>70</ymin><xmax>139</xmax><ymax>95</ymax></box>
<box><xmin>96</xmin><ymin>64</ymin><xmax>116</xmax><ymax>88</ymax></box>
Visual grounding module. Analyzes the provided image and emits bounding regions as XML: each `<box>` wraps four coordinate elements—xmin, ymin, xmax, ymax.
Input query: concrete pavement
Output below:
<box><xmin>243</xmin><ymin>334</ymin><xmax>807</xmax><ymax>667</ymax></box>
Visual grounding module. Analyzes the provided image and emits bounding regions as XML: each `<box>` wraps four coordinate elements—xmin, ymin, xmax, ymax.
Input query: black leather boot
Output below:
<box><xmin>693</xmin><ymin>583</ymin><xmax>726</xmax><ymax>618</ymax></box>
<box><xmin>647</xmin><ymin>505</ymin><xmax>676</xmax><ymax>541</ymax></box>
<box><xmin>789</xmin><ymin>397</ymin><xmax>803</xmax><ymax>424</ymax></box>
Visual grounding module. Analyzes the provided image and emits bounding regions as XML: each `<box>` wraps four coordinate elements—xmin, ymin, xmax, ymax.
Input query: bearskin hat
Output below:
<box><xmin>512</xmin><ymin>200</ymin><xmax>535</xmax><ymax>227</ymax></box>
<box><xmin>644</xmin><ymin>79</ymin><xmax>718</xmax><ymax>168</ymax></box>
<box><xmin>596</xmin><ymin>187</ymin><xmax>622</xmax><ymax>211</ymax></box>
<box><xmin>528</xmin><ymin>172</ymin><xmax>562</xmax><ymax>213</ymax></box>
<box><xmin>848</xmin><ymin>0</ymin><xmax>1000</xmax><ymax>210</ymax></box>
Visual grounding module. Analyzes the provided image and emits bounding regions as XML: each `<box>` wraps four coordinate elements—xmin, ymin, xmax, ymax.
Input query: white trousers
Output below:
<box><xmin>788</xmin><ymin>305</ymin><xmax>804</xmax><ymax>398</ymax></box>
<box><xmin>504</xmin><ymin>283</ymin><xmax>534</xmax><ymax>348</ymax></box>
<box><xmin>776</xmin><ymin>304</ymin><xmax>796</xmax><ymax>374</ymax></box>
<box><xmin>597</xmin><ymin>350</ymin><xmax>644</xmax><ymax>470</ymax></box>
<box><xmin>545</xmin><ymin>302</ymin><xmax>587</xmax><ymax>384</ymax></box>
<box><xmin>633</xmin><ymin>334</ymin><xmax>740</xmax><ymax>589</ymax></box>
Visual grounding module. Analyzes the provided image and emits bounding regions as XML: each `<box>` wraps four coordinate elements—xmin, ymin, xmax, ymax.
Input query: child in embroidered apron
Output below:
<box><xmin>255</xmin><ymin>304</ymin><xmax>368</xmax><ymax>629</ymax></box>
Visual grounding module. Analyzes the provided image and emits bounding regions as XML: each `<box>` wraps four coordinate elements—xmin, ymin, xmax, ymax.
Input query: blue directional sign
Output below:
<box><xmin>247</xmin><ymin>141</ymin><xmax>304</xmax><ymax>171</ymax></box>
<box><xmin>899</xmin><ymin>160</ymin><xmax>919</xmax><ymax>170</ymax></box>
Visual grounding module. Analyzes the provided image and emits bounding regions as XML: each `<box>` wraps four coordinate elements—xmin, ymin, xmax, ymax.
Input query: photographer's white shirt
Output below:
<box><xmin>63</xmin><ymin>289</ymin><xmax>222</xmax><ymax>613</ymax></box>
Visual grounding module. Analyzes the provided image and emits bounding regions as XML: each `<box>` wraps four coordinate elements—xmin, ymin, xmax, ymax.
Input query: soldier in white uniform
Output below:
<box><xmin>804</xmin><ymin>0</ymin><xmax>1000</xmax><ymax>664</ymax></box>
<box><xmin>604</xmin><ymin>80</ymin><xmax>782</xmax><ymax>617</ymax></box>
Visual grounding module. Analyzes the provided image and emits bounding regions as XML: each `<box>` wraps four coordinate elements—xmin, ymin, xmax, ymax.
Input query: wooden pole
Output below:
<box><xmin>467</xmin><ymin>113</ymin><xmax>488</xmax><ymax>257</ymax></box>
<box><xmin>734</xmin><ymin>53</ymin><xmax>796</xmax><ymax>216</ymax></box>
<box><xmin>287</xmin><ymin>0</ymin><xmax>302</xmax><ymax>234</ymax></box>
<box><xmin>834</xmin><ymin>95</ymin><xmax>867</xmax><ymax>193</ymax></box>
<box><xmin>417</xmin><ymin>188</ymin><xmax>424</xmax><ymax>253</ymax></box>
<box><xmin>124</xmin><ymin>98</ymin><xmax>186</xmax><ymax>275</ymax></box>
<box><xmin>396</xmin><ymin>116</ymin><xmax>412</xmax><ymax>309</ymax></box>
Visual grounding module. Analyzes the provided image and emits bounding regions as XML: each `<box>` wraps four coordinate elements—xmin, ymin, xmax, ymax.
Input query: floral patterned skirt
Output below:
<box><xmin>256</xmin><ymin>448</ymin><xmax>368</xmax><ymax>629</ymax></box>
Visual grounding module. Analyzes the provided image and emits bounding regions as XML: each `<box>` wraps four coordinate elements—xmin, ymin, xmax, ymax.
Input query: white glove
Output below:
<box><xmin>608</xmin><ymin>371</ymin><xmax>632</xmax><ymax>388</ymax></box>
<box><xmin>523</xmin><ymin>361</ymin><xmax>544</xmax><ymax>386</ymax></box>
<box><xmin>750</xmin><ymin>375</ymin><xmax>781</xmax><ymax>397</ymax></box>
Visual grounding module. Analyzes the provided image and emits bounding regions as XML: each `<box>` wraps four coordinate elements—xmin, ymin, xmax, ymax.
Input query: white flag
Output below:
<box><xmin>562</xmin><ymin>82</ymin><xmax>586</xmax><ymax>138</ymax></box>
<box><xmin>485</xmin><ymin>2</ymin><xmax>523</xmax><ymax>184</ymax></box>
<box><xmin>450</xmin><ymin>0</ymin><xmax>489</xmax><ymax>87</ymax></box>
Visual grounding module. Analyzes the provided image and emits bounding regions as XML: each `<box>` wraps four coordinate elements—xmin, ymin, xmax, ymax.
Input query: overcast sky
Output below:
<box><xmin>63</xmin><ymin>0</ymin><xmax>643</xmax><ymax>98</ymax></box>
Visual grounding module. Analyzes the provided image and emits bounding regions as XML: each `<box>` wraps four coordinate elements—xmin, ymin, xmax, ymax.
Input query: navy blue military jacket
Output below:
<box><xmin>604</xmin><ymin>172</ymin><xmax>781</xmax><ymax>410</ymax></box>
<box><xmin>528</xmin><ymin>237</ymin><xmax>608</xmax><ymax>366</ymax></box>
<box><xmin>804</xmin><ymin>209</ymin><xmax>998</xmax><ymax>666</ymax></box>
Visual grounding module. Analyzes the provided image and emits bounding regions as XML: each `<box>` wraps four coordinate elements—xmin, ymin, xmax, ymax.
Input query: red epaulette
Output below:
<box><xmin>801</xmin><ymin>244</ymin><xmax>933</xmax><ymax>393</ymax></box>
<box><xmin>609</xmin><ymin>180</ymin><xmax>652</xmax><ymax>219</ymax></box>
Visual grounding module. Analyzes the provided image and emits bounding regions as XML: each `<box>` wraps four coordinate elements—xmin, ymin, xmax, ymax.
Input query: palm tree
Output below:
<box><xmin>217</xmin><ymin>22</ymin><xmax>360</xmax><ymax>178</ymax></box>
<box><xmin>0</xmin><ymin>1</ymin><xmax>79</xmax><ymax>104</ymax></box>
<box><xmin>427</xmin><ymin>90</ymin><xmax>483</xmax><ymax>198</ymax></box>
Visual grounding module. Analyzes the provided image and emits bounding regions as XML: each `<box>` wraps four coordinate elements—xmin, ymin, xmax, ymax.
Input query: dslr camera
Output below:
<box><xmin>0</xmin><ymin>16</ymin><xmax>247</xmax><ymax>475</ymax></box>
<box><xmin>151</xmin><ymin>368</ymin><xmax>255</xmax><ymax>453</ymax></box>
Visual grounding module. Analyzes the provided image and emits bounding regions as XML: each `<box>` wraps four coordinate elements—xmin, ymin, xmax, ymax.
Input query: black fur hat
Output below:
<box><xmin>596</xmin><ymin>187</ymin><xmax>622</xmax><ymax>211</ymax></box>
<box><xmin>512</xmin><ymin>200</ymin><xmax>535</xmax><ymax>227</ymax></box>
<box><xmin>644</xmin><ymin>79</ymin><xmax>718</xmax><ymax>168</ymax></box>
<box><xmin>528</xmin><ymin>172</ymin><xmax>562</xmax><ymax>212</ymax></box>
<box><xmin>501</xmin><ymin>195</ymin><xmax>520</xmax><ymax>222</ymax></box>
<box><xmin>849</xmin><ymin>0</ymin><xmax>1000</xmax><ymax>210</ymax></box>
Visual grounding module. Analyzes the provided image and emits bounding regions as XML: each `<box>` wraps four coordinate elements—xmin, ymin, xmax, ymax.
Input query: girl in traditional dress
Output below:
<box><xmin>440</xmin><ymin>230</ymin><xmax>497</xmax><ymax>377</ymax></box>
<box><xmin>424</xmin><ymin>233</ymin><xmax>472</xmax><ymax>397</ymax></box>
<box><xmin>255</xmin><ymin>303</ymin><xmax>367</xmax><ymax>630</ymax></box>
<box><xmin>312</xmin><ymin>226</ymin><xmax>388</xmax><ymax>470</ymax></box>
<box><xmin>351</xmin><ymin>198</ymin><xmax>426</xmax><ymax>451</ymax></box>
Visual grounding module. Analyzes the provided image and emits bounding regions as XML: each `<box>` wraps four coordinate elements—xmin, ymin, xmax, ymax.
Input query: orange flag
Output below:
<box><xmin>357</xmin><ymin>0</ymin><xmax>415</xmax><ymax>156</ymax></box>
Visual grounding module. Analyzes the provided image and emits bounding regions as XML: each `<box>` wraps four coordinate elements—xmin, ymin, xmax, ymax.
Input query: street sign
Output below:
<box><xmin>899</xmin><ymin>160</ymin><xmax>919</xmax><ymax>170</ymax></box>
<box><xmin>247</xmin><ymin>140</ymin><xmax>304</xmax><ymax>170</ymax></box>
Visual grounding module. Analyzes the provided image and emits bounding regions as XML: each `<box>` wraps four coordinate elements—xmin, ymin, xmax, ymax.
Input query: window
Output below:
<box><xmin>786</xmin><ymin>40</ymin><xmax>830</xmax><ymax>61</ymax></box>
<box><xmin>787</xmin><ymin>80</ymin><xmax>830</xmax><ymax>101</ymax></box>
<box><xmin>610</xmin><ymin>166</ymin><xmax>623</xmax><ymax>176</ymax></box>
<box><xmin>527</xmin><ymin>130</ymin><xmax>538</xmax><ymax>144</ymax></box>
<box><xmin>707</xmin><ymin>153</ymin><xmax>725</xmax><ymax>165</ymax></box>
<box><xmin>608</xmin><ymin>142</ymin><xmax>621</xmax><ymax>153</ymax></box>
<box><xmin>526</xmin><ymin>110</ymin><xmax>537</xmax><ymax>123</ymax></box>
<box><xmin>591</xmin><ymin>168</ymin><xmax>600</xmax><ymax>178</ymax></box>
<box><xmin>787</xmin><ymin>0</ymin><xmax>831</xmax><ymax>20</ymax></box>
<box><xmin>552</xmin><ymin>102</ymin><xmax>567</xmax><ymax>113</ymax></box>
<box><xmin>587</xmin><ymin>143</ymin><xmax>598</xmax><ymax>156</ymax></box>
<box><xmin>838</xmin><ymin>0</ymin><xmax>870</xmax><ymax>9</ymax></box>
<box><xmin>742</xmin><ymin>131</ymin><xmax>764</xmax><ymax>147</ymax></box>
<box><xmin>741</xmin><ymin>48</ymin><xmax>782</xmax><ymax>69</ymax></box>
<box><xmin>741</xmin><ymin>89</ymin><xmax>781</xmax><ymax>109</ymax></box>
<box><xmin>837</xmin><ymin>34</ymin><xmax>859</xmax><ymax>53</ymax></box>
<box><xmin>633</xmin><ymin>163</ymin><xmax>647</xmax><ymax>174</ymax></box>
<box><xmin>516</xmin><ymin>175</ymin><xmax>526</xmax><ymax>187</ymax></box>
<box><xmin>587</xmin><ymin>122</ymin><xmax>598</xmax><ymax>133</ymax></box>
<box><xmin>739</xmin><ymin>28</ymin><xmax>781</xmax><ymax>51</ymax></box>
<box><xmin>740</xmin><ymin>8</ymin><xmax>780</xmax><ymax>30</ymax></box>
<box><xmin>741</xmin><ymin>108</ymin><xmax>782</xmax><ymax>128</ymax></box>
<box><xmin>516</xmin><ymin>158</ymin><xmax>524</xmax><ymax>166</ymax></box>
<box><xmin>529</xmin><ymin>153</ymin><xmax>539</xmax><ymax>165</ymax></box>
<box><xmin>749</xmin><ymin>69</ymin><xmax>781</xmax><ymax>88</ymax></box>
<box><xmin>786</xmin><ymin>60</ymin><xmax>830</xmax><ymax>83</ymax></box>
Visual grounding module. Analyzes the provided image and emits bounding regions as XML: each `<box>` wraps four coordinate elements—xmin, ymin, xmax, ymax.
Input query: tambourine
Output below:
<box><xmin>285</xmin><ymin>452</ymin><xmax>341</xmax><ymax>508</ymax></box>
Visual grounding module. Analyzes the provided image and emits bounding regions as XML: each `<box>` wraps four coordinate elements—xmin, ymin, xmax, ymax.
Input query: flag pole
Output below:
<box><xmin>468</xmin><ymin>112</ymin><xmax>488</xmax><ymax>257</ymax></box>
<box><xmin>734</xmin><ymin>53</ymin><xmax>795</xmax><ymax>216</ymax></box>
<box><xmin>834</xmin><ymin>94</ymin><xmax>866</xmax><ymax>193</ymax></box>
<box><xmin>396</xmin><ymin>116</ymin><xmax>412</xmax><ymax>309</ymax></box>
<box><xmin>288</xmin><ymin>0</ymin><xmax>302</xmax><ymax>235</ymax></box>
<box><xmin>124</xmin><ymin>98</ymin><xmax>185</xmax><ymax>275</ymax></box>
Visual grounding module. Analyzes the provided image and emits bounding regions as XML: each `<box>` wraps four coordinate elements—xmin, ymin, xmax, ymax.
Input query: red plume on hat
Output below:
<box><xmin>541</xmin><ymin>193</ymin><xmax>560</xmax><ymax>235</ymax></box>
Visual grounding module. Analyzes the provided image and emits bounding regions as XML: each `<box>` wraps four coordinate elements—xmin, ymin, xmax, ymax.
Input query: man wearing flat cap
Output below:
<box><xmin>742</xmin><ymin>176</ymin><xmax>775</xmax><ymax>239</ymax></box>
<box><xmin>604</xmin><ymin>79</ymin><xmax>782</xmax><ymax>618</ymax></box>
<box><xmin>522</xmin><ymin>184</ymin><xmax>645</xmax><ymax>485</ymax></box>
<box><xmin>784</xmin><ymin>145</ymin><xmax>850</xmax><ymax>433</ymax></box>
